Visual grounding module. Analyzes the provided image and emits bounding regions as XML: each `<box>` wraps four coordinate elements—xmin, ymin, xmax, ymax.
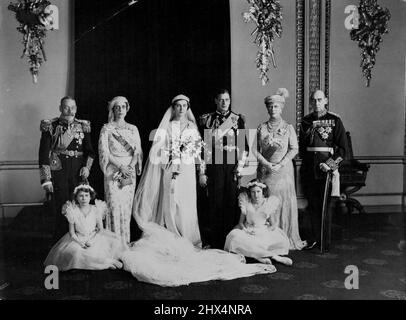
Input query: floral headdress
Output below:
<box><xmin>247</xmin><ymin>181</ymin><xmax>267</xmax><ymax>189</ymax></box>
<box><xmin>73</xmin><ymin>184</ymin><xmax>95</xmax><ymax>195</ymax></box>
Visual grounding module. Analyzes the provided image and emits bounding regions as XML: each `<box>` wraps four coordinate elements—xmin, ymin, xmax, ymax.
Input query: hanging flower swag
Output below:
<box><xmin>350</xmin><ymin>0</ymin><xmax>391</xmax><ymax>87</ymax></box>
<box><xmin>243</xmin><ymin>0</ymin><xmax>283</xmax><ymax>86</ymax></box>
<box><xmin>8</xmin><ymin>0</ymin><xmax>55</xmax><ymax>83</ymax></box>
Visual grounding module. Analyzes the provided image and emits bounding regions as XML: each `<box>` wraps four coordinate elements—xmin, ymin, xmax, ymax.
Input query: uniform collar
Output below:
<box><xmin>313</xmin><ymin>109</ymin><xmax>327</xmax><ymax>119</ymax></box>
<box><xmin>59</xmin><ymin>117</ymin><xmax>76</xmax><ymax>125</ymax></box>
<box><xmin>215</xmin><ymin>110</ymin><xmax>231</xmax><ymax>118</ymax></box>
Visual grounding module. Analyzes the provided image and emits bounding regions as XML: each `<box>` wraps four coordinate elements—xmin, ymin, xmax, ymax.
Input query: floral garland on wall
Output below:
<box><xmin>243</xmin><ymin>0</ymin><xmax>283</xmax><ymax>86</ymax></box>
<box><xmin>350</xmin><ymin>0</ymin><xmax>391</xmax><ymax>87</ymax></box>
<box><xmin>8</xmin><ymin>0</ymin><xmax>55</xmax><ymax>83</ymax></box>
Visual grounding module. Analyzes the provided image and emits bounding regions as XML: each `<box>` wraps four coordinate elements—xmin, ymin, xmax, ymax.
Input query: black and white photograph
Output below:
<box><xmin>0</xmin><ymin>0</ymin><xmax>405</xmax><ymax>307</ymax></box>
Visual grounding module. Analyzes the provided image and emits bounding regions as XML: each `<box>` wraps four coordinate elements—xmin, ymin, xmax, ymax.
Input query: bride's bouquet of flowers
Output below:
<box><xmin>164</xmin><ymin>134</ymin><xmax>206</xmax><ymax>180</ymax></box>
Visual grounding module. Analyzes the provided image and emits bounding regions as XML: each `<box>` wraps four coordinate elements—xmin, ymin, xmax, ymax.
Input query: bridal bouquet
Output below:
<box><xmin>164</xmin><ymin>134</ymin><xmax>205</xmax><ymax>180</ymax></box>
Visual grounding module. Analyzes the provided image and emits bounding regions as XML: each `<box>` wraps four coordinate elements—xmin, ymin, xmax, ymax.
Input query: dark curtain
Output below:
<box><xmin>74</xmin><ymin>0</ymin><xmax>231</xmax><ymax>198</ymax></box>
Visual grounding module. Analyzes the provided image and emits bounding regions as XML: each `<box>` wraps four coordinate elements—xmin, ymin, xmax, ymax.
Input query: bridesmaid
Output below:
<box><xmin>255</xmin><ymin>88</ymin><xmax>306</xmax><ymax>250</ymax></box>
<box><xmin>224</xmin><ymin>179</ymin><xmax>292</xmax><ymax>267</ymax></box>
<box><xmin>44</xmin><ymin>184</ymin><xmax>127</xmax><ymax>271</ymax></box>
<box><xmin>98</xmin><ymin>96</ymin><xmax>143</xmax><ymax>244</ymax></box>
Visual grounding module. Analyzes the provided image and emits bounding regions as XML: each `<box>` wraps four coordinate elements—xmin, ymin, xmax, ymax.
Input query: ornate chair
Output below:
<box><xmin>338</xmin><ymin>132</ymin><xmax>370</xmax><ymax>214</ymax></box>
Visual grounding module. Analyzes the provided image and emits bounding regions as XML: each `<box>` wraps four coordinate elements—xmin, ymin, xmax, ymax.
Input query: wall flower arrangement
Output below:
<box><xmin>243</xmin><ymin>0</ymin><xmax>283</xmax><ymax>86</ymax></box>
<box><xmin>8</xmin><ymin>0</ymin><xmax>55</xmax><ymax>83</ymax></box>
<box><xmin>350</xmin><ymin>0</ymin><xmax>391</xmax><ymax>87</ymax></box>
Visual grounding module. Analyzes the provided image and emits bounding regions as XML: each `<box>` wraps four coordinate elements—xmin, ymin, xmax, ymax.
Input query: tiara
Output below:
<box><xmin>73</xmin><ymin>184</ymin><xmax>95</xmax><ymax>194</ymax></box>
<box><xmin>247</xmin><ymin>181</ymin><xmax>267</xmax><ymax>189</ymax></box>
<box><xmin>172</xmin><ymin>94</ymin><xmax>190</xmax><ymax>104</ymax></box>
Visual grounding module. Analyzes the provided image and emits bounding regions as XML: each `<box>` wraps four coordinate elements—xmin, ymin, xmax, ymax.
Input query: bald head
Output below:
<box><xmin>313</xmin><ymin>90</ymin><xmax>326</xmax><ymax>99</ymax></box>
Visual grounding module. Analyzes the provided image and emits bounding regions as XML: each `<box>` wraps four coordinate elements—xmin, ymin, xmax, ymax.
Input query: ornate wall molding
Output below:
<box><xmin>308</xmin><ymin>0</ymin><xmax>321</xmax><ymax>100</ymax></box>
<box><xmin>0</xmin><ymin>161</ymin><xmax>38</xmax><ymax>171</ymax></box>
<box><xmin>324</xmin><ymin>0</ymin><xmax>331</xmax><ymax>100</ymax></box>
<box><xmin>296</xmin><ymin>0</ymin><xmax>331</xmax><ymax>132</ymax></box>
<box><xmin>295</xmin><ymin>0</ymin><xmax>305</xmax><ymax>136</ymax></box>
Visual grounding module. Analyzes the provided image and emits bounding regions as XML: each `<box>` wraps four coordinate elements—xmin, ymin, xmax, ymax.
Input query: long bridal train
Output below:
<box><xmin>121</xmin><ymin>223</ymin><xmax>275</xmax><ymax>287</ymax></box>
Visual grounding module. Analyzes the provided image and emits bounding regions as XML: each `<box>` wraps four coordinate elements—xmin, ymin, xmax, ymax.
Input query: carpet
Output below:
<box><xmin>0</xmin><ymin>208</ymin><xmax>405</xmax><ymax>300</ymax></box>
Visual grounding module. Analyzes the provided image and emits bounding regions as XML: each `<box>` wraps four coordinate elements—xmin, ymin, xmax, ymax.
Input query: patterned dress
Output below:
<box><xmin>257</xmin><ymin>120</ymin><xmax>306</xmax><ymax>250</ymax></box>
<box><xmin>44</xmin><ymin>200</ymin><xmax>127</xmax><ymax>271</ymax></box>
<box><xmin>99</xmin><ymin>123</ymin><xmax>142</xmax><ymax>244</ymax></box>
<box><xmin>224</xmin><ymin>192</ymin><xmax>290</xmax><ymax>258</ymax></box>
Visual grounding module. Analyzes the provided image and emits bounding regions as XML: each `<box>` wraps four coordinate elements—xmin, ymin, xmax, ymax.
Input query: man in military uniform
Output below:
<box><xmin>299</xmin><ymin>90</ymin><xmax>348</xmax><ymax>251</ymax></box>
<box><xmin>197</xmin><ymin>89</ymin><xmax>248</xmax><ymax>249</ymax></box>
<box><xmin>39</xmin><ymin>96</ymin><xmax>95</xmax><ymax>240</ymax></box>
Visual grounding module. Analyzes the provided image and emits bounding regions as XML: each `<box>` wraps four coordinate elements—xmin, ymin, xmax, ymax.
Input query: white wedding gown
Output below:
<box><xmin>122</xmin><ymin>107</ymin><xmax>276</xmax><ymax>286</ymax></box>
<box><xmin>158</xmin><ymin>120</ymin><xmax>202</xmax><ymax>247</ymax></box>
<box><xmin>121</xmin><ymin>223</ymin><xmax>275</xmax><ymax>287</ymax></box>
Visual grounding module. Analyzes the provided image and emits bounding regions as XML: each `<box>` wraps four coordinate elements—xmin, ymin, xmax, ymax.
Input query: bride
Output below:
<box><xmin>121</xmin><ymin>94</ymin><xmax>276</xmax><ymax>286</ymax></box>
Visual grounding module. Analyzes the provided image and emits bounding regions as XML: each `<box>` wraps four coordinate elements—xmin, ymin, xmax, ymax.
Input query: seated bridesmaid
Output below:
<box><xmin>44</xmin><ymin>184</ymin><xmax>128</xmax><ymax>271</ymax></box>
<box><xmin>224</xmin><ymin>179</ymin><xmax>293</xmax><ymax>267</ymax></box>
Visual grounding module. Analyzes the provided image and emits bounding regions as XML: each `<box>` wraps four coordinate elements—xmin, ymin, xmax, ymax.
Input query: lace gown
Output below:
<box><xmin>257</xmin><ymin>120</ymin><xmax>306</xmax><ymax>250</ymax></box>
<box><xmin>44</xmin><ymin>200</ymin><xmax>127</xmax><ymax>271</ymax></box>
<box><xmin>224</xmin><ymin>193</ymin><xmax>290</xmax><ymax>259</ymax></box>
<box><xmin>99</xmin><ymin>123</ymin><xmax>142</xmax><ymax>244</ymax></box>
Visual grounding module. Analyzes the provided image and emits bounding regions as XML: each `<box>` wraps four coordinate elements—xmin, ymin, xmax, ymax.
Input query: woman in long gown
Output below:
<box><xmin>99</xmin><ymin>96</ymin><xmax>143</xmax><ymax>244</ymax></box>
<box><xmin>224</xmin><ymin>180</ymin><xmax>292</xmax><ymax>267</ymax></box>
<box><xmin>157</xmin><ymin>95</ymin><xmax>202</xmax><ymax>246</ymax></box>
<box><xmin>121</xmin><ymin>94</ymin><xmax>276</xmax><ymax>286</ymax></box>
<box><xmin>44</xmin><ymin>184</ymin><xmax>127</xmax><ymax>271</ymax></box>
<box><xmin>255</xmin><ymin>88</ymin><xmax>306</xmax><ymax>250</ymax></box>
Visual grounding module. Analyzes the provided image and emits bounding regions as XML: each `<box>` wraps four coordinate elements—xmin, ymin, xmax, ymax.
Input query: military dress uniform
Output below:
<box><xmin>39</xmin><ymin>117</ymin><xmax>95</xmax><ymax>239</ymax></box>
<box><xmin>198</xmin><ymin>110</ymin><xmax>248</xmax><ymax>249</ymax></box>
<box><xmin>299</xmin><ymin>111</ymin><xmax>347</xmax><ymax>249</ymax></box>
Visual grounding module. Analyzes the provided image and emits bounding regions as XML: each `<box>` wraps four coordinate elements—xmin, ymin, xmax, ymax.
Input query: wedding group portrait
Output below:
<box><xmin>0</xmin><ymin>0</ymin><xmax>405</xmax><ymax>304</ymax></box>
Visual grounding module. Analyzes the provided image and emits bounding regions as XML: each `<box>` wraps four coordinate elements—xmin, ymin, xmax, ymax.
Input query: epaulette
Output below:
<box><xmin>40</xmin><ymin>118</ymin><xmax>58</xmax><ymax>132</ymax></box>
<box><xmin>75</xmin><ymin>119</ymin><xmax>91</xmax><ymax>133</ymax></box>
<box><xmin>238</xmin><ymin>113</ymin><xmax>246</xmax><ymax>123</ymax></box>
<box><xmin>199</xmin><ymin>113</ymin><xmax>211</xmax><ymax>120</ymax></box>
<box><xmin>327</xmin><ymin>111</ymin><xmax>341</xmax><ymax>119</ymax></box>
<box><xmin>198</xmin><ymin>113</ymin><xmax>211</xmax><ymax>125</ymax></box>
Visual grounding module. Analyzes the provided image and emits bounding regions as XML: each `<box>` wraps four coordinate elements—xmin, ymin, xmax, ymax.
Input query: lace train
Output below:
<box><xmin>122</xmin><ymin>223</ymin><xmax>276</xmax><ymax>287</ymax></box>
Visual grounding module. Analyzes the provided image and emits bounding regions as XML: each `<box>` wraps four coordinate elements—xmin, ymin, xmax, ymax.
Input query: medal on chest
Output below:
<box><xmin>313</xmin><ymin>120</ymin><xmax>335</xmax><ymax>140</ymax></box>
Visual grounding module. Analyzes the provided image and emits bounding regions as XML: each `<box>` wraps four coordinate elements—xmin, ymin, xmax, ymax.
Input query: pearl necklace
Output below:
<box><xmin>266</xmin><ymin>119</ymin><xmax>282</xmax><ymax>133</ymax></box>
